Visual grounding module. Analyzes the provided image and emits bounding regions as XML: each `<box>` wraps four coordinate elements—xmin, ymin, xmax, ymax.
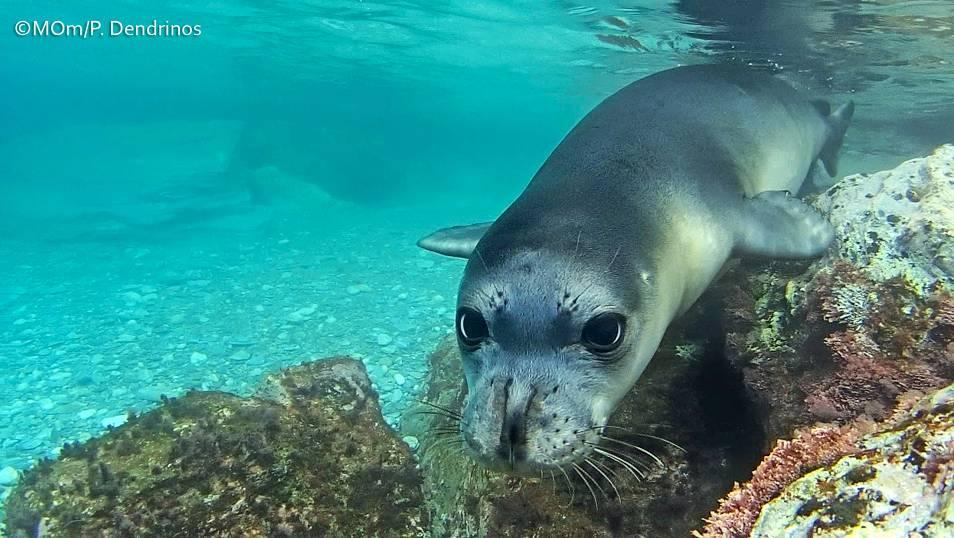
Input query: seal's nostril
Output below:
<box><xmin>496</xmin><ymin>414</ymin><xmax>528</xmax><ymax>463</ymax></box>
<box><xmin>508</xmin><ymin>421</ymin><xmax>521</xmax><ymax>446</ymax></box>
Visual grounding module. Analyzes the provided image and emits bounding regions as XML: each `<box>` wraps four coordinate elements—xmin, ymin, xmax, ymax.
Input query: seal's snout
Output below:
<box><xmin>497</xmin><ymin>410</ymin><xmax>528</xmax><ymax>462</ymax></box>
<box><xmin>461</xmin><ymin>367</ymin><xmax>601</xmax><ymax>474</ymax></box>
<box><xmin>490</xmin><ymin>376</ymin><xmax>536</xmax><ymax>464</ymax></box>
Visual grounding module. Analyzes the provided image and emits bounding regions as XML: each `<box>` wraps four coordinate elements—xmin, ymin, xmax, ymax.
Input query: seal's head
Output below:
<box><xmin>454</xmin><ymin>248</ymin><xmax>659</xmax><ymax>474</ymax></box>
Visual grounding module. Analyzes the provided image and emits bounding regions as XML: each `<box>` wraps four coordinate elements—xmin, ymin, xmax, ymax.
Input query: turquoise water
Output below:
<box><xmin>1</xmin><ymin>0</ymin><xmax>953</xmax><ymax>511</ymax></box>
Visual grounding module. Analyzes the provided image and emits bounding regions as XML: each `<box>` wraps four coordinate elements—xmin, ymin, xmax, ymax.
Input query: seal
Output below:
<box><xmin>418</xmin><ymin>64</ymin><xmax>854</xmax><ymax>474</ymax></box>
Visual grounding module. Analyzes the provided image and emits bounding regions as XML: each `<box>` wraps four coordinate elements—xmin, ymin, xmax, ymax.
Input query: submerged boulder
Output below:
<box><xmin>751</xmin><ymin>383</ymin><xmax>954</xmax><ymax>537</ymax></box>
<box><xmin>700</xmin><ymin>383</ymin><xmax>954</xmax><ymax>537</ymax></box>
<box><xmin>714</xmin><ymin>146</ymin><xmax>954</xmax><ymax>443</ymax></box>
<box><xmin>815</xmin><ymin>144</ymin><xmax>954</xmax><ymax>293</ymax></box>
<box><xmin>695</xmin><ymin>146</ymin><xmax>954</xmax><ymax>535</ymax></box>
<box><xmin>4</xmin><ymin>358</ymin><xmax>426</xmax><ymax>537</ymax></box>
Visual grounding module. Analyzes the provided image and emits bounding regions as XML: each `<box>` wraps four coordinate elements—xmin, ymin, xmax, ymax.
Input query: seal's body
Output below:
<box><xmin>419</xmin><ymin>64</ymin><xmax>854</xmax><ymax>474</ymax></box>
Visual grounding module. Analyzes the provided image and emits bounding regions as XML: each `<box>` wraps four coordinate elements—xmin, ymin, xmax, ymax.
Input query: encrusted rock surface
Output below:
<box><xmin>815</xmin><ymin>144</ymin><xmax>954</xmax><ymax>293</ymax></box>
<box><xmin>750</xmin><ymin>383</ymin><xmax>954</xmax><ymax>537</ymax></box>
<box><xmin>697</xmin><ymin>146</ymin><xmax>954</xmax><ymax>536</ymax></box>
<box><xmin>714</xmin><ymin>146</ymin><xmax>954</xmax><ymax>443</ymax></box>
<box><xmin>3</xmin><ymin>358</ymin><xmax>426</xmax><ymax>537</ymax></box>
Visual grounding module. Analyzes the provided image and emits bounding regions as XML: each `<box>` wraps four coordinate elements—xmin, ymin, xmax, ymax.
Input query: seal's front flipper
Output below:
<box><xmin>733</xmin><ymin>191</ymin><xmax>834</xmax><ymax>258</ymax></box>
<box><xmin>417</xmin><ymin>222</ymin><xmax>493</xmax><ymax>258</ymax></box>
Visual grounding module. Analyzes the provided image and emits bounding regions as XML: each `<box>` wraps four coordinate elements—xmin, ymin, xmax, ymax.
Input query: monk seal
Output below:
<box><xmin>418</xmin><ymin>64</ymin><xmax>854</xmax><ymax>474</ymax></box>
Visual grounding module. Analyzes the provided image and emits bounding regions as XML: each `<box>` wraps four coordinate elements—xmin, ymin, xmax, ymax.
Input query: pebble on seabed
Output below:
<box><xmin>402</xmin><ymin>436</ymin><xmax>420</xmax><ymax>451</ymax></box>
<box><xmin>0</xmin><ymin>466</ymin><xmax>19</xmax><ymax>487</ymax></box>
<box><xmin>100</xmin><ymin>414</ymin><xmax>128</xmax><ymax>429</ymax></box>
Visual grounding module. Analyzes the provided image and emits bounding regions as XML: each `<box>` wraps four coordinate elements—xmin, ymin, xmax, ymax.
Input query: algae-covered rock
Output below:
<box><xmin>403</xmin><ymin>319</ymin><xmax>765</xmax><ymax>537</ymax></box>
<box><xmin>713</xmin><ymin>146</ymin><xmax>954</xmax><ymax>443</ymax></box>
<box><xmin>750</xmin><ymin>383</ymin><xmax>954</xmax><ymax>537</ymax></box>
<box><xmin>815</xmin><ymin>144</ymin><xmax>954</xmax><ymax>293</ymax></box>
<box><xmin>696</xmin><ymin>146</ymin><xmax>954</xmax><ymax>537</ymax></box>
<box><xmin>4</xmin><ymin>358</ymin><xmax>426</xmax><ymax>537</ymax></box>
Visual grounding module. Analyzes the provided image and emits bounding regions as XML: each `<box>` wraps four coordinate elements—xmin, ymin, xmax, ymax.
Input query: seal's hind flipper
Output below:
<box><xmin>817</xmin><ymin>100</ymin><xmax>855</xmax><ymax>176</ymax></box>
<box><xmin>797</xmin><ymin>159</ymin><xmax>837</xmax><ymax>197</ymax></box>
<box><xmin>733</xmin><ymin>191</ymin><xmax>834</xmax><ymax>258</ymax></box>
<box><xmin>417</xmin><ymin>222</ymin><xmax>493</xmax><ymax>258</ymax></box>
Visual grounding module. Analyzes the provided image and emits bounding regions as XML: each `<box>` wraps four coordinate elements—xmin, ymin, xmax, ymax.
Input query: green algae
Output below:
<box><xmin>4</xmin><ymin>359</ymin><xmax>427</xmax><ymax>538</ymax></box>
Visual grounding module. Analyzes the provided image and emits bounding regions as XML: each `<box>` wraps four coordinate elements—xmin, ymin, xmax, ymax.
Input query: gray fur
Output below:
<box><xmin>419</xmin><ymin>64</ymin><xmax>854</xmax><ymax>473</ymax></box>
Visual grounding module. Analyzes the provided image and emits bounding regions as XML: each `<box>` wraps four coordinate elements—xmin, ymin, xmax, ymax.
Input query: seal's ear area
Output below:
<box><xmin>733</xmin><ymin>191</ymin><xmax>834</xmax><ymax>259</ymax></box>
<box><xmin>816</xmin><ymin>100</ymin><xmax>855</xmax><ymax>177</ymax></box>
<box><xmin>417</xmin><ymin>222</ymin><xmax>494</xmax><ymax>258</ymax></box>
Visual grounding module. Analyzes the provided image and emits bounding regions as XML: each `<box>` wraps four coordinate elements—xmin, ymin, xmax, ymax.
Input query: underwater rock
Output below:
<box><xmin>712</xmin><ymin>146</ymin><xmax>954</xmax><ymax>443</ymax></box>
<box><xmin>693</xmin><ymin>147</ymin><xmax>954</xmax><ymax>536</ymax></box>
<box><xmin>815</xmin><ymin>144</ymin><xmax>954</xmax><ymax>293</ymax></box>
<box><xmin>402</xmin><ymin>319</ymin><xmax>766</xmax><ymax>537</ymax></box>
<box><xmin>4</xmin><ymin>357</ymin><xmax>426</xmax><ymax>537</ymax></box>
<box><xmin>752</xmin><ymin>383</ymin><xmax>953</xmax><ymax>537</ymax></box>
<box><xmin>0</xmin><ymin>467</ymin><xmax>19</xmax><ymax>487</ymax></box>
<box><xmin>699</xmin><ymin>382</ymin><xmax>954</xmax><ymax>537</ymax></box>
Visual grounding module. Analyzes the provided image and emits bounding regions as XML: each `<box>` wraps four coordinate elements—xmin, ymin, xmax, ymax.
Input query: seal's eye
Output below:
<box><xmin>456</xmin><ymin>307</ymin><xmax>489</xmax><ymax>349</ymax></box>
<box><xmin>581</xmin><ymin>313</ymin><xmax>626</xmax><ymax>354</ymax></box>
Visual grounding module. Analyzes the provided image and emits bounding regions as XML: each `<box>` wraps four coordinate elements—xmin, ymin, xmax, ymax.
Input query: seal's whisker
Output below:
<box><xmin>570</xmin><ymin>281</ymin><xmax>597</xmax><ymax>308</ymax></box>
<box><xmin>428</xmin><ymin>439</ymin><xmax>464</xmax><ymax>456</ymax></box>
<box><xmin>571</xmin><ymin>463</ymin><xmax>601</xmax><ymax>509</ymax></box>
<box><xmin>588</xmin><ymin>453</ymin><xmax>623</xmax><ymax>480</ymax></box>
<box><xmin>578</xmin><ymin>426</ymin><xmax>687</xmax><ymax>454</ymax></box>
<box><xmin>413</xmin><ymin>399</ymin><xmax>463</xmax><ymax>419</ymax></box>
<box><xmin>575</xmin><ymin>461</ymin><xmax>608</xmax><ymax>504</ymax></box>
<box><xmin>549</xmin><ymin>469</ymin><xmax>558</xmax><ymax>495</ymax></box>
<box><xmin>474</xmin><ymin>287</ymin><xmax>497</xmax><ymax>307</ymax></box>
<box><xmin>474</xmin><ymin>248</ymin><xmax>506</xmax><ymax>301</ymax></box>
<box><xmin>555</xmin><ymin>464</ymin><xmax>576</xmax><ymax>507</ymax></box>
<box><xmin>590</xmin><ymin>446</ymin><xmax>645</xmax><ymax>480</ymax></box>
<box><xmin>628</xmin><ymin>432</ymin><xmax>687</xmax><ymax>453</ymax></box>
<box><xmin>581</xmin><ymin>460</ymin><xmax>606</xmax><ymax>501</ymax></box>
<box><xmin>429</xmin><ymin>435</ymin><xmax>464</xmax><ymax>445</ymax></box>
<box><xmin>598</xmin><ymin>436</ymin><xmax>666</xmax><ymax>468</ymax></box>
<box><xmin>429</xmin><ymin>437</ymin><xmax>466</xmax><ymax>451</ymax></box>
<box><xmin>474</xmin><ymin>247</ymin><xmax>490</xmax><ymax>272</ymax></box>
<box><xmin>411</xmin><ymin>410</ymin><xmax>461</xmax><ymax>422</ymax></box>
<box><xmin>600</xmin><ymin>424</ymin><xmax>678</xmax><ymax>431</ymax></box>
<box><xmin>585</xmin><ymin>457</ymin><xmax>621</xmax><ymax>503</ymax></box>
<box><xmin>412</xmin><ymin>408</ymin><xmax>461</xmax><ymax>419</ymax></box>
<box><xmin>586</xmin><ymin>441</ymin><xmax>653</xmax><ymax>475</ymax></box>
<box><xmin>606</xmin><ymin>245</ymin><xmax>622</xmax><ymax>273</ymax></box>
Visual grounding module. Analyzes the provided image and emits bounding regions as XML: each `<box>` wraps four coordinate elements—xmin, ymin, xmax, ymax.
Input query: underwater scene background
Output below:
<box><xmin>1</xmin><ymin>1</ymin><xmax>953</xmax><ymax>536</ymax></box>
